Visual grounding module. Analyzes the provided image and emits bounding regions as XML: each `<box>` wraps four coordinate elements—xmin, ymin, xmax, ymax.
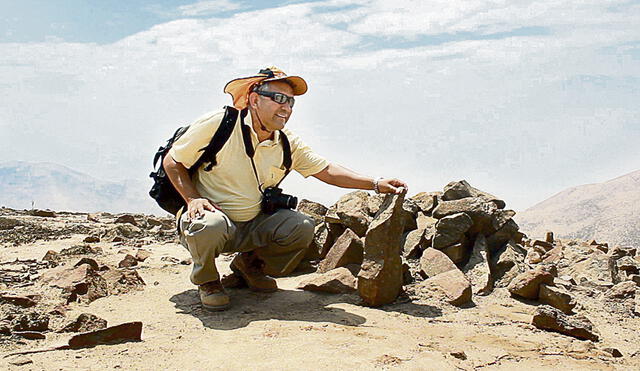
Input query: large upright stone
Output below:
<box><xmin>358</xmin><ymin>190</ymin><xmax>406</xmax><ymax>307</ymax></box>
<box><xmin>463</xmin><ymin>235</ymin><xmax>493</xmax><ymax>296</ymax></box>
<box><xmin>369</xmin><ymin>195</ymin><xmax>419</xmax><ymax>232</ymax></box>
<box><xmin>318</xmin><ymin>229</ymin><xmax>364</xmax><ymax>273</ymax></box>
<box><xmin>442</xmin><ymin>180</ymin><xmax>506</xmax><ymax>209</ymax></box>
<box><xmin>432</xmin><ymin>212</ymin><xmax>472</xmax><ymax>250</ymax></box>
<box><xmin>327</xmin><ymin>191</ymin><xmax>371</xmax><ymax>237</ymax></box>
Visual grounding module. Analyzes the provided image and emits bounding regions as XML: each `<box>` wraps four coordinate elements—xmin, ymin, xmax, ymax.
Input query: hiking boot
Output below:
<box><xmin>230</xmin><ymin>252</ymin><xmax>278</xmax><ymax>292</ymax></box>
<box><xmin>198</xmin><ymin>280</ymin><xmax>230</xmax><ymax>311</ymax></box>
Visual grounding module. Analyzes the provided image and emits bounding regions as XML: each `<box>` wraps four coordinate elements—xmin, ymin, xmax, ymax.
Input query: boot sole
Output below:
<box><xmin>202</xmin><ymin>302</ymin><xmax>230</xmax><ymax>311</ymax></box>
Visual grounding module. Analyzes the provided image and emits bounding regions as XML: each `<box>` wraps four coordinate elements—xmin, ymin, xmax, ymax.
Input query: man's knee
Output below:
<box><xmin>181</xmin><ymin>210</ymin><xmax>236</xmax><ymax>244</ymax></box>
<box><xmin>272</xmin><ymin>210</ymin><xmax>314</xmax><ymax>246</ymax></box>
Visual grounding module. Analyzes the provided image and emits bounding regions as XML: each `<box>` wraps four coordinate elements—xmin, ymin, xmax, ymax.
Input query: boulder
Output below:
<box><xmin>490</xmin><ymin>240</ymin><xmax>526</xmax><ymax>288</ymax></box>
<box><xmin>46</xmin><ymin>264</ymin><xmax>108</xmax><ymax>303</ymax></box>
<box><xmin>541</xmin><ymin>246</ymin><xmax>563</xmax><ymax>264</ymax></box>
<box><xmin>409</xmin><ymin>192</ymin><xmax>441</xmax><ymax>214</ymax></box>
<box><xmin>441</xmin><ymin>180</ymin><xmax>506</xmax><ymax>209</ymax></box>
<box><xmin>532</xmin><ymin>306</ymin><xmax>600</xmax><ymax>341</ymax></box>
<box><xmin>432</xmin><ymin>213</ymin><xmax>473</xmax><ymax>250</ymax></box>
<box><xmin>118</xmin><ymin>254</ymin><xmax>138</xmax><ymax>268</ymax></box>
<box><xmin>11</xmin><ymin>312</ymin><xmax>50</xmax><ymax>332</ymax></box>
<box><xmin>603</xmin><ymin>281</ymin><xmax>637</xmax><ymax>300</ymax></box>
<box><xmin>358</xmin><ymin>190</ymin><xmax>406</xmax><ymax>307</ymax></box>
<box><xmin>420</xmin><ymin>269</ymin><xmax>472</xmax><ymax>307</ymax></box>
<box><xmin>0</xmin><ymin>294</ymin><xmax>39</xmax><ymax>308</ymax></box>
<box><xmin>29</xmin><ymin>209</ymin><xmax>56</xmax><ymax>217</ymax></box>
<box><xmin>369</xmin><ymin>195</ymin><xmax>419</xmax><ymax>232</ymax></box>
<box><xmin>114</xmin><ymin>214</ymin><xmax>139</xmax><ymax>226</ymax></box>
<box><xmin>539</xmin><ymin>284</ymin><xmax>576</xmax><ymax>314</ymax></box>
<box><xmin>432</xmin><ymin>198</ymin><xmax>499</xmax><ymax>235</ymax></box>
<box><xmin>297</xmin><ymin>199</ymin><xmax>328</xmax><ymax>226</ymax></box>
<box><xmin>135</xmin><ymin>249</ymin><xmax>151</xmax><ymax>262</ymax></box>
<box><xmin>486</xmin><ymin>219</ymin><xmax>523</xmax><ymax>252</ymax></box>
<box><xmin>298</xmin><ymin>267</ymin><xmax>357</xmax><ymax>294</ymax></box>
<box><xmin>318</xmin><ymin>229</ymin><xmax>364</xmax><ymax>273</ymax></box>
<box><xmin>328</xmin><ymin>191</ymin><xmax>371</xmax><ymax>237</ymax></box>
<box><xmin>402</xmin><ymin>229</ymin><xmax>426</xmax><ymax>259</ymax></box>
<box><xmin>508</xmin><ymin>265</ymin><xmax>556</xmax><ymax>300</ymax></box>
<box><xmin>441</xmin><ymin>243</ymin><xmax>468</xmax><ymax>264</ymax></box>
<box><xmin>463</xmin><ymin>235</ymin><xmax>493</xmax><ymax>296</ymax></box>
<box><xmin>101</xmin><ymin>269</ymin><xmax>145</xmax><ymax>295</ymax></box>
<box><xmin>83</xmin><ymin>235</ymin><xmax>100</xmax><ymax>243</ymax></box>
<box><xmin>420</xmin><ymin>248</ymin><xmax>458</xmax><ymax>278</ymax></box>
<box><xmin>60</xmin><ymin>313</ymin><xmax>108</xmax><ymax>333</ymax></box>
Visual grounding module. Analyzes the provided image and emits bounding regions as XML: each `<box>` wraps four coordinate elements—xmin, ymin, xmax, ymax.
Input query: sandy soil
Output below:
<box><xmin>0</xmin><ymin>213</ymin><xmax>638</xmax><ymax>370</ymax></box>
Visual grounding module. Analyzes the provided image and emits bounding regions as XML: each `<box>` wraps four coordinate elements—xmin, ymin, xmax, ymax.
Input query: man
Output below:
<box><xmin>164</xmin><ymin>67</ymin><xmax>407</xmax><ymax>311</ymax></box>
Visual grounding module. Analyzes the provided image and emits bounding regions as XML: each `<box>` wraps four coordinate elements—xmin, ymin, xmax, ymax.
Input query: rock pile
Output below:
<box><xmin>297</xmin><ymin>180</ymin><xmax>640</xmax><ymax>342</ymax></box>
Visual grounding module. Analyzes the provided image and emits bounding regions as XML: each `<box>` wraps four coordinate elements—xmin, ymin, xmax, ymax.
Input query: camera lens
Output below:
<box><xmin>286</xmin><ymin>195</ymin><xmax>298</xmax><ymax>209</ymax></box>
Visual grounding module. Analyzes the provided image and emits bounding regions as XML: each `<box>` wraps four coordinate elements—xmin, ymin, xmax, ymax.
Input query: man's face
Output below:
<box><xmin>252</xmin><ymin>80</ymin><xmax>294</xmax><ymax>132</ymax></box>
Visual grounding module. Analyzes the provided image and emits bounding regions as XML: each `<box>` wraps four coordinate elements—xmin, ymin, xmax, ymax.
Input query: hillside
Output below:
<box><xmin>516</xmin><ymin>170</ymin><xmax>640</xmax><ymax>247</ymax></box>
<box><xmin>0</xmin><ymin>161</ymin><xmax>160</xmax><ymax>215</ymax></box>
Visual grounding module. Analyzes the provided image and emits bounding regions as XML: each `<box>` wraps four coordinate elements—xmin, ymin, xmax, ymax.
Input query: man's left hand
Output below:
<box><xmin>378</xmin><ymin>178</ymin><xmax>408</xmax><ymax>194</ymax></box>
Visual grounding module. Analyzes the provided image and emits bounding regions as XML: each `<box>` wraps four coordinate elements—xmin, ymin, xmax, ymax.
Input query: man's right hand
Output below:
<box><xmin>187</xmin><ymin>198</ymin><xmax>220</xmax><ymax>220</ymax></box>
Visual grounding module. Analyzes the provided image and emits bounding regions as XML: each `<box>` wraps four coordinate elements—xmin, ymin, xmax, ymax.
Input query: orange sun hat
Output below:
<box><xmin>223</xmin><ymin>66</ymin><xmax>308</xmax><ymax>110</ymax></box>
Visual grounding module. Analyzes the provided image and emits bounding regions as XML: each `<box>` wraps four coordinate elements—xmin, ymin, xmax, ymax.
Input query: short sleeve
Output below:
<box><xmin>284</xmin><ymin>129</ymin><xmax>329</xmax><ymax>178</ymax></box>
<box><xmin>168</xmin><ymin>110</ymin><xmax>225</xmax><ymax>168</ymax></box>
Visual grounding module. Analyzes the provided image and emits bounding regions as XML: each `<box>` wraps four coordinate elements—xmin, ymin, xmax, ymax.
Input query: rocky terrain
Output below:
<box><xmin>516</xmin><ymin>169</ymin><xmax>640</xmax><ymax>247</ymax></box>
<box><xmin>1</xmin><ymin>180</ymin><xmax>639</xmax><ymax>370</ymax></box>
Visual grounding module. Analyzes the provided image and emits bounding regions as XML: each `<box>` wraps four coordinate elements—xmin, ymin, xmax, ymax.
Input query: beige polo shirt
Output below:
<box><xmin>169</xmin><ymin>108</ymin><xmax>329</xmax><ymax>222</ymax></box>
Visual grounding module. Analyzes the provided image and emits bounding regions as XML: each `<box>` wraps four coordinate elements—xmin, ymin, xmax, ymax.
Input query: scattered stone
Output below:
<box><xmin>118</xmin><ymin>254</ymin><xmax>138</xmax><ymax>268</ymax></box>
<box><xmin>420</xmin><ymin>269</ymin><xmax>472</xmax><ymax>307</ymax></box>
<box><xmin>13</xmin><ymin>331</ymin><xmax>46</xmax><ymax>340</ymax></box>
<box><xmin>135</xmin><ymin>249</ymin><xmax>152</xmax><ymax>262</ymax></box>
<box><xmin>602</xmin><ymin>347</ymin><xmax>623</xmax><ymax>358</ymax></box>
<box><xmin>115</xmin><ymin>214</ymin><xmax>138</xmax><ymax>226</ymax></box>
<box><xmin>358</xmin><ymin>190</ymin><xmax>406</xmax><ymax>307</ymax></box>
<box><xmin>46</xmin><ymin>264</ymin><xmax>108</xmax><ymax>303</ymax></box>
<box><xmin>67</xmin><ymin>321</ymin><xmax>143</xmax><ymax>349</ymax></box>
<box><xmin>161</xmin><ymin>256</ymin><xmax>180</xmax><ymax>264</ymax></box>
<box><xmin>8</xmin><ymin>356</ymin><xmax>33</xmax><ymax>366</ymax></box>
<box><xmin>432</xmin><ymin>212</ymin><xmax>473</xmax><ymax>250</ymax></box>
<box><xmin>60</xmin><ymin>313</ymin><xmax>108</xmax><ymax>333</ymax></box>
<box><xmin>508</xmin><ymin>265</ymin><xmax>556</xmax><ymax>300</ymax></box>
<box><xmin>539</xmin><ymin>284</ymin><xmax>576</xmax><ymax>314</ymax></box>
<box><xmin>449</xmin><ymin>350</ymin><xmax>467</xmax><ymax>360</ymax></box>
<box><xmin>420</xmin><ymin>248</ymin><xmax>458</xmax><ymax>278</ymax></box>
<box><xmin>74</xmin><ymin>257</ymin><xmax>100</xmax><ymax>271</ymax></box>
<box><xmin>541</xmin><ymin>246</ymin><xmax>563</xmax><ymax>264</ymax></box>
<box><xmin>463</xmin><ymin>234</ymin><xmax>493</xmax><ymax>296</ymax></box>
<box><xmin>29</xmin><ymin>209</ymin><xmax>56</xmax><ymax>217</ymax></box>
<box><xmin>532</xmin><ymin>239</ymin><xmax>553</xmax><ymax>251</ymax></box>
<box><xmin>87</xmin><ymin>213</ymin><xmax>101</xmax><ymax>222</ymax></box>
<box><xmin>297</xmin><ymin>199</ymin><xmax>328</xmax><ymax>226</ymax></box>
<box><xmin>83</xmin><ymin>235</ymin><xmax>100</xmax><ymax>243</ymax></box>
<box><xmin>603</xmin><ymin>281</ymin><xmax>637</xmax><ymax>300</ymax></box>
<box><xmin>11</xmin><ymin>312</ymin><xmax>50</xmax><ymax>332</ymax></box>
<box><xmin>60</xmin><ymin>244</ymin><xmax>102</xmax><ymax>256</ymax></box>
<box><xmin>0</xmin><ymin>217</ymin><xmax>22</xmax><ymax>230</ymax></box>
<box><xmin>0</xmin><ymin>294</ymin><xmax>39</xmax><ymax>307</ymax></box>
<box><xmin>42</xmin><ymin>250</ymin><xmax>59</xmax><ymax>263</ymax></box>
<box><xmin>103</xmin><ymin>224</ymin><xmax>143</xmax><ymax>241</ymax></box>
<box><xmin>180</xmin><ymin>258</ymin><xmax>192</xmax><ymax>265</ymax></box>
<box><xmin>101</xmin><ymin>269</ymin><xmax>145</xmax><ymax>295</ymax></box>
<box><xmin>532</xmin><ymin>305</ymin><xmax>600</xmax><ymax>341</ymax></box>
<box><xmin>318</xmin><ymin>229</ymin><xmax>364</xmax><ymax>273</ymax></box>
<box><xmin>220</xmin><ymin>272</ymin><xmax>247</xmax><ymax>289</ymax></box>
<box><xmin>298</xmin><ymin>267</ymin><xmax>357</xmax><ymax>294</ymax></box>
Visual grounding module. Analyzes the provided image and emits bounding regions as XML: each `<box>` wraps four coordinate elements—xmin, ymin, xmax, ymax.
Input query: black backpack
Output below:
<box><xmin>149</xmin><ymin>106</ymin><xmax>292</xmax><ymax>215</ymax></box>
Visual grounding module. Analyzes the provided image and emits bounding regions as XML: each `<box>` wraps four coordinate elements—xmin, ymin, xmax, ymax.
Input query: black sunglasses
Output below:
<box><xmin>255</xmin><ymin>90</ymin><xmax>295</xmax><ymax>107</ymax></box>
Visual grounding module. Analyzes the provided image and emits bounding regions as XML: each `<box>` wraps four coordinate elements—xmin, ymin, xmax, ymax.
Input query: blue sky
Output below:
<box><xmin>1</xmin><ymin>0</ymin><xmax>639</xmax><ymax>213</ymax></box>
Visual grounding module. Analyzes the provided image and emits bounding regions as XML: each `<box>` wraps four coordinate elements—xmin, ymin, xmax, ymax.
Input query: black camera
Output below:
<box><xmin>261</xmin><ymin>187</ymin><xmax>298</xmax><ymax>214</ymax></box>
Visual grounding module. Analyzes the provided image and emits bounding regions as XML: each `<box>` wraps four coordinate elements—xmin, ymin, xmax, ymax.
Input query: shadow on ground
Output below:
<box><xmin>170</xmin><ymin>288</ymin><xmax>442</xmax><ymax>330</ymax></box>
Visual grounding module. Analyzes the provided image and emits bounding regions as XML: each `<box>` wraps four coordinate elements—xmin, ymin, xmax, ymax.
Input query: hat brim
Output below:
<box><xmin>263</xmin><ymin>75</ymin><xmax>308</xmax><ymax>96</ymax></box>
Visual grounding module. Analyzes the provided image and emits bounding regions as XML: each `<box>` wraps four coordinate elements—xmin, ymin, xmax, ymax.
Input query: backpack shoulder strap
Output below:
<box><xmin>274</xmin><ymin>130</ymin><xmax>293</xmax><ymax>188</ymax></box>
<box><xmin>196</xmin><ymin>106</ymin><xmax>241</xmax><ymax>172</ymax></box>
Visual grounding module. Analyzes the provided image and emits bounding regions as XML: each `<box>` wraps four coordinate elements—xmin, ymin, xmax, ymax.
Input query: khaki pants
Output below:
<box><xmin>178</xmin><ymin>208</ymin><xmax>314</xmax><ymax>285</ymax></box>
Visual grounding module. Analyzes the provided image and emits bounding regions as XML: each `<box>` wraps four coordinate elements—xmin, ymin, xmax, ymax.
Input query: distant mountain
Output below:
<box><xmin>0</xmin><ymin>161</ymin><xmax>162</xmax><ymax>215</ymax></box>
<box><xmin>515</xmin><ymin>170</ymin><xmax>640</xmax><ymax>247</ymax></box>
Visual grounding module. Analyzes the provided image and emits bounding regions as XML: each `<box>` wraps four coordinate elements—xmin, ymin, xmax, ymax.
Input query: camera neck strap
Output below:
<box><xmin>239</xmin><ymin>111</ymin><xmax>292</xmax><ymax>193</ymax></box>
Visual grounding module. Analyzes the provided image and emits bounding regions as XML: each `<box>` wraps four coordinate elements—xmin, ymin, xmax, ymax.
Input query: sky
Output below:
<box><xmin>1</xmin><ymin>0</ymin><xmax>639</xmax><ymax>213</ymax></box>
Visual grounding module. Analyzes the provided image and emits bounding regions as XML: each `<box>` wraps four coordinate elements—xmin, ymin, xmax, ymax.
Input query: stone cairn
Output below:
<box><xmin>296</xmin><ymin>180</ymin><xmax>640</xmax><ymax>342</ymax></box>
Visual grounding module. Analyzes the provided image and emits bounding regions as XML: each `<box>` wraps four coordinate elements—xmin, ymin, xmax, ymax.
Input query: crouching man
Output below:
<box><xmin>163</xmin><ymin>67</ymin><xmax>407</xmax><ymax>311</ymax></box>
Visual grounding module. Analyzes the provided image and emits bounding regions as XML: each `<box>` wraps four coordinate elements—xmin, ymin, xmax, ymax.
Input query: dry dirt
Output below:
<box><xmin>1</xmin><ymin>210</ymin><xmax>638</xmax><ymax>370</ymax></box>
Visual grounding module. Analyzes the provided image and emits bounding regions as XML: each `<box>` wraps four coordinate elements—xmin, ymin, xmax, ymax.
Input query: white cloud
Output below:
<box><xmin>1</xmin><ymin>0</ymin><xmax>639</xmax><ymax>212</ymax></box>
<box><xmin>177</xmin><ymin>0</ymin><xmax>245</xmax><ymax>16</ymax></box>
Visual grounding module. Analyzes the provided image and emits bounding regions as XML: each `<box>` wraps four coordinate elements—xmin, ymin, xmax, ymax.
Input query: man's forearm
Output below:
<box><xmin>312</xmin><ymin>163</ymin><xmax>374</xmax><ymax>190</ymax></box>
<box><xmin>163</xmin><ymin>154</ymin><xmax>202</xmax><ymax>203</ymax></box>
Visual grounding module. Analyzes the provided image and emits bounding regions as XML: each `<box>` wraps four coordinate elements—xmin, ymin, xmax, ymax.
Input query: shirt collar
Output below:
<box><xmin>243</xmin><ymin>111</ymin><xmax>280</xmax><ymax>145</ymax></box>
